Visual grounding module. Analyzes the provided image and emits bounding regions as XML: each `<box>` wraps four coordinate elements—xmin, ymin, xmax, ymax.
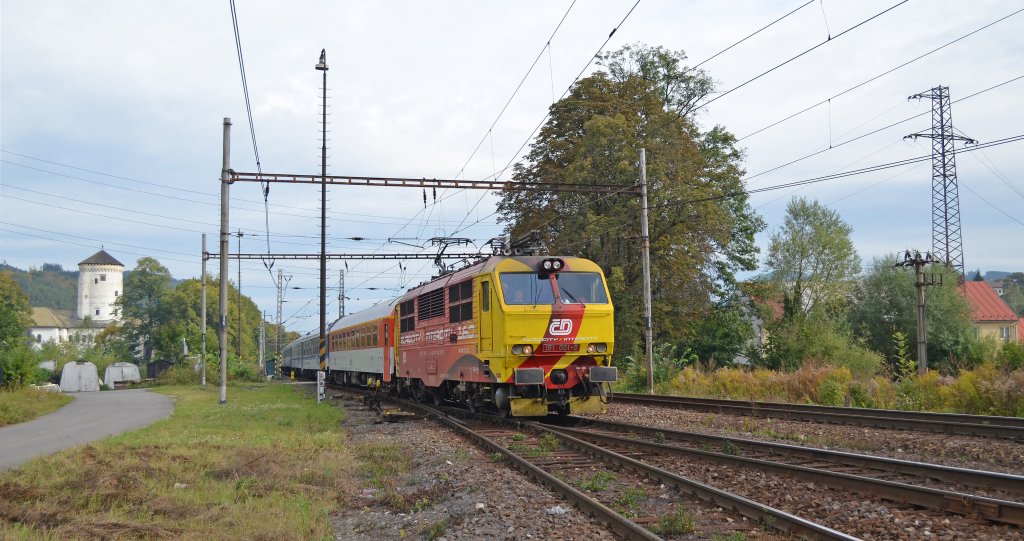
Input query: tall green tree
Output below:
<box><xmin>168</xmin><ymin>275</ymin><xmax>268</xmax><ymax>364</ymax></box>
<box><xmin>678</xmin><ymin>297</ymin><xmax>753</xmax><ymax>368</ymax></box>
<box><xmin>0</xmin><ymin>271</ymin><xmax>31</xmax><ymax>350</ymax></box>
<box><xmin>0</xmin><ymin>272</ymin><xmax>34</xmax><ymax>386</ymax></box>
<box><xmin>115</xmin><ymin>257</ymin><xmax>173</xmax><ymax>361</ymax></box>
<box><xmin>497</xmin><ymin>43</ymin><xmax>764</xmax><ymax>354</ymax></box>
<box><xmin>764</xmin><ymin>197</ymin><xmax>861</xmax><ymax>318</ymax></box>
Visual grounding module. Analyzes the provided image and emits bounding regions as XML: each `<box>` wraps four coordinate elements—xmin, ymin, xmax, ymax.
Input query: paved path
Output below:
<box><xmin>0</xmin><ymin>389</ymin><xmax>173</xmax><ymax>471</ymax></box>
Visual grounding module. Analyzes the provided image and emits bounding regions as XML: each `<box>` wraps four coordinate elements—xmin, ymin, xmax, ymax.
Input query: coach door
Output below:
<box><xmin>479</xmin><ymin>279</ymin><xmax>493</xmax><ymax>353</ymax></box>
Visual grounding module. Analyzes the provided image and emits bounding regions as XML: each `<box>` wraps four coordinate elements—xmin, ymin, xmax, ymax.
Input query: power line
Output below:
<box><xmin>698</xmin><ymin>0</ymin><xmax>911</xmax><ymax>109</ymax></box>
<box><xmin>452</xmin><ymin>0</ymin><xmax>578</xmax><ymax>181</ymax></box>
<box><xmin>0</xmin><ymin>152</ymin><xmax>499</xmax><ymax>226</ymax></box>
<box><xmin>675</xmin><ymin>133</ymin><xmax>1024</xmax><ymax>207</ymax></box>
<box><xmin>742</xmin><ymin>74</ymin><xmax>1024</xmax><ymax>184</ymax></box>
<box><xmin>737</xmin><ymin>7</ymin><xmax>1024</xmax><ymax>142</ymax></box>
<box><xmin>960</xmin><ymin>182</ymin><xmax>1024</xmax><ymax>229</ymax></box>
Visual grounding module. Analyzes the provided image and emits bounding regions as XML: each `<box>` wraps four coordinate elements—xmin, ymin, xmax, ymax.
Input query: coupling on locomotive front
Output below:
<box><xmin>282</xmin><ymin>253</ymin><xmax>617</xmax><ymax>417</ymax></box>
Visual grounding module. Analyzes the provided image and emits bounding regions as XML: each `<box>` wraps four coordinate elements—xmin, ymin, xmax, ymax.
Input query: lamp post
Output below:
<box><xmin>315</xmin><ymin>50</ymin><xmax>328</xmax><ymax>376</ymax></box>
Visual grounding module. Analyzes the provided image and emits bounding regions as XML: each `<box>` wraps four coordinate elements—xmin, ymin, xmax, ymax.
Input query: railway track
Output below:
<box><xmin>613</xmin><ymin>393</ymin><xmax>1024</xmax><ymax>440</ymax></box>
<box><xmin>544</xmin><ymin>416</ymin><xmax>1024</xmax><ymax>498</ymax></box>
<box><xmin>541</xmin><ymin>416</ymin><xmax>1024</xmax><ymax>528</ymax></box>
<box><xmin>327</xmin><ymin>386</ymin><xmax>1024</xmax><ymax>539</ymax></box>
<box><xmin>330</xmin><ymin>386</ymin><xmax>850</xmax><ymax>540</ymax></box>
<box><xmin>426</xmin><ymin>406</ymin><xmax>855</xmax><ymax>540</ymax></box>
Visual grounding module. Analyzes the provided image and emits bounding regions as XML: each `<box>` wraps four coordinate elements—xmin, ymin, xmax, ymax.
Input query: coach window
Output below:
<box><xmin>400</xmin><ymin>300</ymin><xmax>415</xmax><ymax>332</ymax></box>
<box><xmin>449</xmin><ymin>281</ymin><xmax>473</xmax><ymax>323</ymax></box>
<box><xmin>373</xmin><ymin>326</ymin><xmax>379</xmax><ymax>346</ymax></box>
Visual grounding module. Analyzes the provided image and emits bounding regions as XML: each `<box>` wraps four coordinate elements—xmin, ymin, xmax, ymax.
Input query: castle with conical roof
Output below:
<box><xmin>27</xmin><ymin>249</ymin><xmax>125</xmax><ymax>347</ymax></box>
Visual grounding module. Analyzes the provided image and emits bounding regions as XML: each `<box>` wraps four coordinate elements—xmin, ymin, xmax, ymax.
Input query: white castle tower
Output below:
<box><xmin>77</xmin><ymin>249</ymin><xmax>124</xmax><ymax>322</ymax></box>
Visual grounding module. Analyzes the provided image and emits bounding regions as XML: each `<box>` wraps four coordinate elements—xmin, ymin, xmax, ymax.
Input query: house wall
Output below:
<box><xmin>975</xmin><ymin>320</ymin><xmax>1020</xmax><ymax>343</ymax></box>
<box><xmin>28</xmin><ymin>327</ymin><xmax>67</xmax><ymax>347</ymax></box>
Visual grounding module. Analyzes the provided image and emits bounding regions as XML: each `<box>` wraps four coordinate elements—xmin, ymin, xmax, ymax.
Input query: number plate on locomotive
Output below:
<box><xmin>541</xmin><ymin>343</ymin><xmax>580</xmax><ymax>353</ymax></box>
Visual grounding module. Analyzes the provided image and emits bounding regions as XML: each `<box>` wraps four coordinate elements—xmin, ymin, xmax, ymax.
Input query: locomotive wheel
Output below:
<box><xmin>413</xmin><ymin>381</ymin><xmax>428</xmax><ymax>403</ymax></box>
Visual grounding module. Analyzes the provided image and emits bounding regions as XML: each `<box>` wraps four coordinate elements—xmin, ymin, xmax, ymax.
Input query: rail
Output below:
<box><xmin>613</xmin><ymin>393</ymin><xmax>1024</xmax><ymax>440</ymax></box>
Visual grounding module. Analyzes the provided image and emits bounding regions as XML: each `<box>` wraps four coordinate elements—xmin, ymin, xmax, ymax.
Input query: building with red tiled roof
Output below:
<box><xmin>960</xmin><ymin>281</ymin><xmax>1020</xmax><ymax>343</ymax></box>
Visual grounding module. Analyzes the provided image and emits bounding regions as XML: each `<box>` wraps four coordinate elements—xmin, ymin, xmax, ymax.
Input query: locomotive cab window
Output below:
<box><xmin>555</xmin><ymin>272</ymin><xmax>609</xmax><ymax>304</ymax></box>
<box><xmin>448</xmin><ymin>281</ymin><xmax>473</xmax><ymax>323</ymax></box>
<box><xmin>481</xmin><ymin>281</ymin><xmax>490</xmax><ymax>312</ymax></box>
<box><xmin>499</xmin><ymin>272</ymin><xmax>556</xmax><ymax>305</ymax></box>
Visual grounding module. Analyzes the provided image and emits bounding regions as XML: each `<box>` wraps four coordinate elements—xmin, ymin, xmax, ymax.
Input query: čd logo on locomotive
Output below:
<box><xmin>548</xmin><ymin>319</ymin><xmax>573</xmax><ymax>336</ymax></box>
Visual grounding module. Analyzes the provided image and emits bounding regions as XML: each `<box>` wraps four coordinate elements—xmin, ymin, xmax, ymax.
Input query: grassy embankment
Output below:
<box><xmin>0</xmin><ymin>388</ymin><xmax>73</xmax><ymax>427</ymax></box>
<box><xmin>662</xmin><ymin>363</ymin><xmax>1024</xmax><ymax>416</ymax></box>
<box><xmin>0</xmin><ymin>384</ymin><xmax>354</xmax><ymax>540</ymax></box>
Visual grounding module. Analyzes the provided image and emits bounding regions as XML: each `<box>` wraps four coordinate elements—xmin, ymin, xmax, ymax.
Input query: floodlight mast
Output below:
<box><xmin>316</xmin><ymin>49</ymin><xmax>328</xmax><ymax>376</ymax></box>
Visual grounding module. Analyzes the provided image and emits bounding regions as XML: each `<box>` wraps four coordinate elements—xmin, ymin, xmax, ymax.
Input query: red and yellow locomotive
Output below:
<box><xmin>282</xmin><ymin>254</ymin><xmax>617</xmax><ymax>416</ymax></box>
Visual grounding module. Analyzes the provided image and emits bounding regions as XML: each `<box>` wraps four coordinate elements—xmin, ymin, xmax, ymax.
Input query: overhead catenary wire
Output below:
<box><xmin>697</xmin><ymin>0</ymin><xmax>911</xmax><ymax>110</ymax></box>
<box><xmin>742</xmin><ymin>73</ymin><xmax>1024</xmax><ymax>184</ymax></box>
<box><xmin>674</xmin><ymin>133</ymin><xmax>1024</xmax><ymax>207</ymax></box>
<box><xmin>230</xmin><ymin>0</ymin><xmax>284</xmax><ymax>285</ymax></box>
<box><xmin>0</xmin><ymin>150</ymin><xmax>499</xmax><ymax>225</ymax></box>
<box><xmin>737</xmin><ymin>7</ymin><xmax>1024</xmax><ymax>142</ymax></box>
<box><xmin>446</xmin><ymin>0</ymin><xmax>816</xmax><ymax>240</ymax></box>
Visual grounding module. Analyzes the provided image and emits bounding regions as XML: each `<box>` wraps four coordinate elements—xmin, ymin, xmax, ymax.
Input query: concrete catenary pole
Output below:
<box><xmin>201</xmin><ymin>233</ymin><xmax>207</xmax><ymax>387</ymax></box>
<box><xmin>219</xmin><ymin>118</ymin><xmax>232</xmax><ymax>404</ymax></box>
<box><xmin>259</xmin><ymin>311</ymin><xmax>266</xmax><ymax>374</ymax></box>
<box><xmin>236</xmin><ymin>229</ymin><xmax>243</xmax><ymax>359</ymax></box>
<box><xmin>915</xmin><ymin>263</ymin><xmax>928</xmax><ymax>375</ymax></box>
<box><xmin>639</xmin><ymin>149</ymin><xmax>654</xmax><ymax>394</ymax></box>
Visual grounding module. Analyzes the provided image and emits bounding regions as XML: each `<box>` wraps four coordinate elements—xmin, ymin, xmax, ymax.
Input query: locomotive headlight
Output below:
<box><xmin>512</xmin><ymin>344</ymin><xmax>534</xmax><ymax>355</ymax></box>
<box><xmin>539</xmin><ymin>258</ymin><xmax>565</xmax><ymax>272</ymax></box>
<box><xmin>587</xmin><ymin>342</ymin><xmax>607</xmax><ymax>353</ymax></box>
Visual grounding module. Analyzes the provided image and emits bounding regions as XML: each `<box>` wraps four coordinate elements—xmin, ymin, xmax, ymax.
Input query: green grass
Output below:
<box><xmin>650</xmin><ymin>506</ymin><xmax>696</xmax><ymax>535</ymax></box>
<box><xmin>613</xmin><ymin>488</ymin><xmax>647</xmax><ymax>516</ymax></box>
<box><xmin>578</xmin><ymin>470</ymin><xmax>616</xmax><ymax>492</ymax></box>
<box><xmin>0</xmin><ymin>384</ymin><xmax>353</xmax><ymax>540</ymax></box>
<box><xmin>0</xmin><ymin>387</ymin><xmax>73</xmax><ymax>427</ymax></box>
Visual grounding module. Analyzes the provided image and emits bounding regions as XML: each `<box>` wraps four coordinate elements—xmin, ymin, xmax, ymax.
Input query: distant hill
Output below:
<box><xmin>0</xmin><ymin>263</ymin><xmax>77</xmax><ymax>310</ymax></box>
<box><xmin>984</xmin><ymin>271</ymin><xmax>1013</xmax><ymax>281</ymax></box>
<box><xmin>0</xmin><ymin>262</ymin><xmax>184</xmax><ymax>310</ymax></box>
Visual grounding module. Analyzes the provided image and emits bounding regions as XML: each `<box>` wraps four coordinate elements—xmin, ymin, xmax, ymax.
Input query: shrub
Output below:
<box><xmin>0</xmin><ymin>344</ymin><xmax>49</xmax><ymax>388</ymax></box>
<box><xmin>998</xmin><ymin>341</ymin><xmax>1024</xmax><ymax>371</ymax></box>
<box><xmin>617</xmin><ymin>343</ymin><xmax>694</xmax><ymax>393</ymax></box>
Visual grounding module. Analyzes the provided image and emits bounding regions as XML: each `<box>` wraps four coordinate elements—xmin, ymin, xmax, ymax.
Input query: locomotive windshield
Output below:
<box><xmin>499</xmin><ymin>271</ymin><xmax>608</xmax><ymax>305</ymax></box>
<box><xmin>499</xmin><ymin>273</ymin><xmax>556</xmax><ymax>305</ymax></box>
<box><xmin>555</xmin><ymin>272</ymin><xmax>609</xmax><ymax>304</ymax></box>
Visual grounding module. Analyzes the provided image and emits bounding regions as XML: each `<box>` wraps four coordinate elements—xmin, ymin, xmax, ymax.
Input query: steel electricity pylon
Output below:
<box><xmin>905</xmin><ymin>86</ymin><xmax>976</xmax><ymax>277</ymax></box>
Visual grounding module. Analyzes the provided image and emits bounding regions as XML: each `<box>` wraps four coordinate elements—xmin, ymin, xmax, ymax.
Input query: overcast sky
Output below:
<box><xmin>2</xmin><ymin>0</ymin><xmax>1022</xmax><ymax>335</ymax></box>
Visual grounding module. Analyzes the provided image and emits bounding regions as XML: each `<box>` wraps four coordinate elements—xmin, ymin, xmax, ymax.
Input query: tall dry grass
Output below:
<box><xmin>667</xmin><ymin>363</ymin><xmax>1024</xmax><ymax>416</ymax></box>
